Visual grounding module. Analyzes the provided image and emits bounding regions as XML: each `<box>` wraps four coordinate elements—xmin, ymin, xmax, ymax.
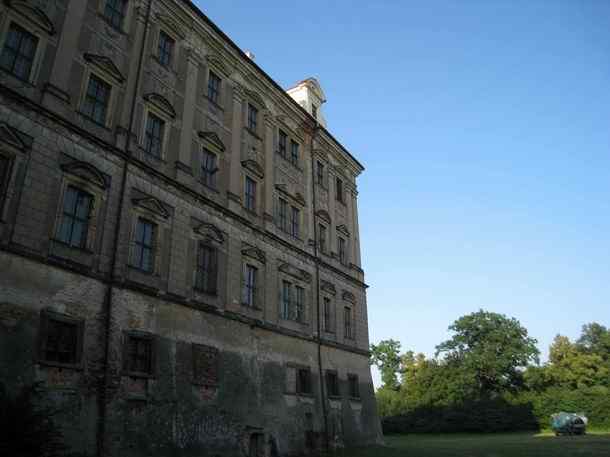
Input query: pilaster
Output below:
<box><xmin>227</xmin><ymin>82</ymin><xmax>244</xmax><ymax>212</ymax></box>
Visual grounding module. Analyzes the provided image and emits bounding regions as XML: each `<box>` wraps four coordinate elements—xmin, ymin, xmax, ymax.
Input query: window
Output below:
<box><xmin>201</xmin><ymin>148</ymin><xmax>218</xmax><ymax>189</ymax></box>
<box><xmin>290</xmin><ymin>206</ymin><xmax>300</xmax><ymax>238</ymax></box>
<box><xmin>41</xmin><ymin>315</ymin><xmax>80</xmax><ymax>365</ymax></box>
<box><xmin>338</xmin><ymin>236</ymin><xmax>347</xmax><ymax>265</ymax></box>
<box><xmin>56</xmin><ymin>186</ymin><xmax>93</xmax><ymax>249</ymax></box>
<box><xmin>125</xmin><ymin>334</ymin><xmax>154</xmax><ymax>376</ymax></box>
<box><xmin>281</xmin><ymin>280</ymin><xmax>292</xmax><ymax>320</ymax></box>
<box><xmin>0</xmin><ymin>156</ymin><xmax>9</xmax><ymax>204</ymax></box>
<box><xmin>0</xmin><ymin>23</ymin><xmax>39</xmax><ymax>81</ymax></box>
<box><xmin>348</xmin><ymin>374</ymin><xmax>360</xmax><ymax>398</ymax></box>
<box><xmin>243</xmin><ymin>264</ymin><xmax>257</xmax><ymax>307</ymax></box>
<box><xmin>295</xmin><ymin>286</ymin><xmax>304</xmax><ymax>322</ymax></box>
<box><xmin>278</xmin><ymin>130</ymin><xmax>287</xmax><ymax>158</ymax></box>
<box><xmin>323</xmin><ymin>297</ymin><xmax>332</xmax><ymax>332</ymax></box>
<box><xmin>196</xmin><ymin>243</ymin><xmax>218</xmax><ymax>294</ymax></box>
<box><xmin>104</xmin><ymin>0</ymin><xmax>128</xmax><ymax>30</ymax></box>
<box><xmin>278</xmin><ymin>198</ymin><xmax>287</xmax><ymax>231</ymax></box>
<box><xmin>297</xmin><ymin>368</ymin><xmax>312</xmax><ymax>395</ymax></box>
<box><xmin>344</xmin><ymin>306</ymin><xmax>353</xmax><ymax>339</ymax></box>
<box><xmin>326</xmin><ymin>371</ymin><xmax>339</xmax><ymax>397</ymax></box>
<box><xmin>247</xmin><ymin>103</ymin><xmax>258</xmax><ymax>131</ymax></box>
<box><xmin>245</xmin><ymin>176</ymin><xmax>256</xmax><ymax>212</ymax></box>
<box><xmin>207</xmin><ymin>70</ymin><xmax>221</xmax><ymax>105</ymax></box>
<box><xmin>336</xmin><ymin>177</ymin><xmax>344</xmax><ymax>204</ymax></box>
<box><xmin>133</xmin><ymin>218</ymin><xmax>156</xmax><ymax>272</ymax></box>
<box><xmin>319</xmin><ymin>224</ymin><xmax>327</xmax><ymax>254</ymax></box>
<box><xmin>192</xmin><ymin>344</ymin><xmax>219</xmax><ymax>386</ymax></box>
<box><xmin>144</xmin><ymin>112</ymin><xmax>165</xmax><ymax>158</ymax></box>
<box><xmin>82</xmin><ymin>75</ymin><xmax>111</xmax><ymax>125</ymax></box>
<box><xmin>316</xmin><ymin>161</ymin><xmax>324</xmax><ymax>186</ymax></box>
<box><xmin>290</xmin><ymin>140</ymin><xmax>299</xmax><ymax>166</ymax></box>
<box><xmin>157</xmin><ymin>31</ymin><xmax>174</xmax><ymax>67</ymax></box>
<box><xmin>312</xmin><ymin>104</ymin><xmax>318</xmax><ymax>120</ymax></box>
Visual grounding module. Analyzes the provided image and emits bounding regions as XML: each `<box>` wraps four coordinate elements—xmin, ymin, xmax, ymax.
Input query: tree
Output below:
<box><xmin>370</xmin><ymin>339</ymin><xmax>402</xmax><ymax>390</ymax></box>
<box><xmin>577</xmin><ymin>323</ymin><xmax>610</xmax><ymax>361</ymax></box>
<box><xmin>435</xmin><ymin>310</ymin><xmax>539</xmax><ymax>395</ymax></box>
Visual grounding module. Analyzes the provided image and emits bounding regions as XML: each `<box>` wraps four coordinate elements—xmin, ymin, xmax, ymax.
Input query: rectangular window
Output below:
<box><xmin>196</xmin><ymin>243</ymin><xmax>218</xmax><ymax>294</ymax></box>
<box><xmin>338</xmin><ymin>236</ymin><xmax>347</xmax><ymax>265</ymax></box>
<box><xmin>82</xmin><ymin>75</ymin><xmax>111</xmax><ymax>125</ymax></box>
<box><xmin>247</xmin><ymin>103</ymin><xmax>258</xmax><ymax>131</ymax></box>
<box><xmin>125</xmin><ymin>334</ymin><xmax>154</xmax><ymax>376</ymax></box>
<box><xmin>207</xmin><ymin>70</ymin><xmax>221</xmax><ymax>105</ymax></box>
<box><xmin>0</xmin><ymin>22</ymin><xmax>38</xmax><ymax>81</ymax></box>
<box><xmin>295</xmin><ymin>286</ymin><xmax>304</xmax><ymax>322</ymax></box>
<box><xmin>290</xmin><ymin>206</ymin><xmax>300</xmax><ymax>238</ymax></box>
<box><xmin>316</xmin><ymin>161</ymin><xmax>324</xmax><ymax>186</ymax></box>
<box><xmin>201</xmin><ymin>148</ymin><xmax>218</xmax><ymax>189</ymax></box>
<box><xmin>336</xmin><ymin>177</ymin><xmax>344</xmax><ymax>203</ymax></box>
<box><xmin>312</xmin><ymin>104</ymin><xmax>318</xmax><ymax>120</ymax></box>
<box><xmin>43</xmin><ymin>317</ymin><xmax>78</xmax><ymax>365</ymax></box>
<box><xmin>344</xmin><ymin>306</ymin><xmax>353</xmax><ymax>339</ymax></box>
<box><xmin>144</xmin><ymin>112</ymin><xmax>165</xmax><ymax>158</ymax></box>
<box><xmin>104</xmin><ymin>0</ymin><xmax>128</xmax><ymax>30</ymax></box>
<box><xmin>326</xmin><ymin>371</ymin><xmax>339</xmax><ymax>397</ymax></box>
<box><xmin>290</xmin><ymin>140</ymin><xmax>299</xmax><ymax>166</ymax></box>
<box><xmin>157</xmin><ymin>31</ymin><xmax>174</xmax><ymax>67</ymax></box>
<box><xmin>245</xmin><ymin>176</ymin><xmax>256</xmax><ymax>212</ymax></box>
<box><xmin>192</xmin><ymin>344</ymin><xmax>219</xmax><ymax>386</ymax></box>
<box><xmin>56</xmin><ymin>186</ymin><xmax>93</xmax><ymax>249</ymax></box>
<box><xmin>278</xmin><ymin>130</ymin><xmax>287</xmax><ymax>158</ymax></box>
<box><xmin>133</xmin><ymin>218</ymin><xmax>156</xmax><ymax>272</ymax></box>
<box><xmin>348</xmin><ymin>374</ymin><xmax>360</xmax><ymax>398</ymax></box>
<box><xmin>319</xmin><ymin>224</ymin><xmax>327</xmax><ymax>253</ymax></box>
<box><xmin>243</xmin><ymin>264</ymin><xmax>257</xmax><ymax>307</ymax></box>
<box><xmin>278</xmin><ymin>198</ymin><xmax>287</xmax><ymax>231</ymax></box>
<box><xmin>281</xmin><ymin>280</ymin><xmax>292</xmax><ymax>320</ymax></box>
<box><xmin>0</xmin><ymin>155</ymin><xmax>9</xmax><ymax>204</ymax></box>
<box><xmin>297</xmin><ymin>368</ymin><xmax>312</xmax><ymax>395</ymax></box>
<box><xmin>323</xmin><ymin>297</ymin><xmax>332</xmax><ymax>332</ymax></box>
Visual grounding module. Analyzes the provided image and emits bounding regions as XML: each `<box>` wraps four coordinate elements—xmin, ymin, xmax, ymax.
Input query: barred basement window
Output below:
<box><xmin>133</xmin><ymin>218</ymin><xmax>156</xmax><ymax>272</ymax></box>
<box><xmin>192</xmin><ymin>344</ymin><xmax>219</xmax><ymax>386</ymax></box>
<box><xmin>82</xmin><ymin>74</ymin><xmax>111</xmax><ymax>125</ymax></box>
<box><xmin>0</xmin><ymin>22</ymin><xmax>39</xmax><ymax>81</ymax></box>
<box><xmin>207</xmin><ymin>70</ymin><xmax>221</xmax><ymax>105</ymax></box>
<box><xmin>278</xmin><ymin>130</ymin><xmax>287</xmax><ymax>158</ymax></box>
<box><xmin>196</xmin><ymin>243</ymin><xmax>218</xmax><ymax>294</ymax></box>
<box><xmin>296</xmin><ymin>367</ymin><xmax>312</xmax><ymax>395</ymax></box>
<box><xmin>326</xmin><ymin>371</ymin><xmax>339</xmax><ymax>397</ymax></box>
<box><xmin>144</xmin><ymin>112</ymin><xmax>165</xmax><ymax>158</ymax></box>
<box><xmin>104</xmin><ymin>0</ymin><xmax>128</xmax><ymax>31</ymax></box>
<box><xmin>157</xmin><ymin>31</ymin><xmax>174</xmax><ymax>67</ymax></box>
<box><xmin>124</xmin><ymin>333</ymin><xmax>154</xmax><ymax>377</ymax></box>
<box><xmin>348</xmin><ymin>374</ymin><xmax>360</xmax><ymax>398</ymax></box>
<box><xmin>39</xmin><ymin>311</ymin><xmax>84</xmax><ymax>367</ymax></box>
<box><xmin>201</xmin><ymin>148</ymin><xmax>218</xmax><ymax>189</ymax></box>
<box><xmin>56</xmin><ymin>186</ymin><xmax>92</xmax><ymax>249</ymax></box>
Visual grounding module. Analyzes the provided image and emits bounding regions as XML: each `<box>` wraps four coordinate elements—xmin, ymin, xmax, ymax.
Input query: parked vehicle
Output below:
<box><xmin>551</xmin><ymin>412</ymin><xmax>587</xmax><ymax>436</ymax></box>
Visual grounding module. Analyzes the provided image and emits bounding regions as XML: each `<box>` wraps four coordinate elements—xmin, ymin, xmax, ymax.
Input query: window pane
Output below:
<box><xmin>0</xmin><ymin>23</ymin><xmax>38</xmax><ymax>80</ymax></box>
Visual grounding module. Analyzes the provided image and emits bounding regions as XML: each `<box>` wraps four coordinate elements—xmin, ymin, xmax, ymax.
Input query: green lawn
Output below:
<box><xmin>331</xmin><ymin>432</ymin><xmax>610</xmax><ymax>457</ymax></box>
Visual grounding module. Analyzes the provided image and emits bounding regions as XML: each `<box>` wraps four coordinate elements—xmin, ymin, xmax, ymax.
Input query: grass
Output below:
<box><xmin>328</xmin><ymin>432</ymin><xmax>610</xmax><ymax>457</ymax></box>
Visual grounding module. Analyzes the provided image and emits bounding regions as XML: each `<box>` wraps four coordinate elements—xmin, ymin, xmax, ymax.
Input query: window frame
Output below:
<box><xmin>38</xmin><ymin>310</ymin><xmax>85</xmax><ymax>370</ymax></box>
<box><xmin>296</xmin><ymin>367</ymin><xmax>313</xmax><ymax>395</ymax></box>
<box><xmin>335</xmin><ymin>176</ymin><xmax>345</xmax><ymax>204</ymax></box>
<box><xmin>318</xmin><ymin>223</ymin><xmax>327</xmax><ymax>254</ymax></box>
<box><xmin>102</xmin><ymin>0</ymin><xmax>130</xmax><ymax>32</ymax></box>
<box><xmin>316</xmin><ymin>160</ymin><xmax>325</xmax><ymax>187</ymax></box>
<box><xmin>132</xmin><ymin>217</ymin><xmax>157</xmax><ymax>273</ymax></box>
<box><xmin>289</xmin><ymin>140</ymin><xmax>299</xmax><ymax>167</ymax></box>
<box><xmin>192</xmin><ymin>343</ymin><xmax>219</xmax><ymax>387</ymax></box>
<box><xmin>278</xmin><ymin>129</ymin><xmax>287</xmax><ymax>158</ymax></box>
<box><xmin>122</xmin><ymin>330</ymin><xmax>156</xmax><ymax>378</ymax></box>
<box><xmin>338</xmin><ymin>236</ymin><xmax>348</xmax><ymax>265</ymax></box>
<box><xmin>0</xmin><ymin>21</ymin><xmax>40</xmax><ymax>83</ymax></box>
<box><xmin>242</xmin><ymin>263</ymin><xmax>258</xmax><ymax>307</ymax></box>
<box><xmin>156</xmin><ymin>29</ymin><xmax>175</xmax><ymax>68</ymax></box>
<box><xmin>55</xmin><ymin>185</ymin><xmax>94</xmax><ymax>250</ymax></box>
<box><xmin>143</xmin><ymin>111</ymin><xmax>166</xmax><ymax>159</ymax></box>
<box><xmin>195</xmin><ymin>242</ymin><xmax>218</xmax><ymax>295</ymax></box>
<box><xmin>344</xmin><ymin>306</ymin><xmax>353</xmax><ymax>340</ymax></box>
<box><xmin>207</xmin><ymin>69</ymin><xmax>222</xmax><ymax>106</ymax></box>
<box><xmin>290</xmin><ymin>205</ymin><xmax>300</xmax><ymax>239</ymax></box>
<box><xmin>281</xmin><ymin>279</ymin><xmax>292</xmax><ymax>320</ymax></box>
<box><xmin>0</xmin><ymin>154</ymin><xmax>12</xmax><ymax>219</ymax></box>
<box><xmin>323</xmin><ymin>296</ymin><xmax>334</xmax><ymax>333</ymax></box>
<box><xmin>200</xmin><ymin>147</ymin><xmax>219</xmax><ymax>189</ymax></box>
<box><xmin>326</xmin><ymin>370</ymin><xmax>340</xmax><ymax>398</ymax></box>
<box><xmin>348</xmin><ymin>373</ymin><xmax>360</xmax><ymax>399</ymax></box>
<box><xmin>247</xmin><ymin>103</ymin><xmax>258</xmax><ymax>132</ymax></box>
<box><xmin>80</xmin><ymin>73</ymin><xmax>113</xmax><ymax>127</ymax></box>
<box><xmin>244</xmin><ymin>175</ymin><xmax>257</xmax><ymax>213</ymax></box>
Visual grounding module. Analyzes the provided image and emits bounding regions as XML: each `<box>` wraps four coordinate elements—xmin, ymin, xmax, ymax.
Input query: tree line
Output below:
<box><xmin>370</xmin><ymin>310</ymin><xmax>610</xmax><ymax>433</ymax></box>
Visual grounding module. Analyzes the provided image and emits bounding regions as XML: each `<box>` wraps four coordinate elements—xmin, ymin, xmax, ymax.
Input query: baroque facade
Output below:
<box><xmin>0</xmin><ymin>1</ymin><xmax>381</xmax><ymax>456</ymax></box>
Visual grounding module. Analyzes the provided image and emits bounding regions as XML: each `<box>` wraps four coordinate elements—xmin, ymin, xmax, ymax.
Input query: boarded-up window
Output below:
<box><xmin>192</xmin><ymin>344</ymin><xmax>219</xmax><ymax>386</ymax></box>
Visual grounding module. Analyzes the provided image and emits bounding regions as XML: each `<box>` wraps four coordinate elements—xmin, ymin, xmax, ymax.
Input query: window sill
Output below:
<box><xmin>0</xmin><ymin>67</ymin><xmax>36</xmax><ymax>87</ymax></box>
<box><xmin>50</xmin><ymin>238</ymin><xmax>93</xmax><ymax>254</ymax></box>
<box><xmin>38</xmin><ymin>359</ymin><xmax>83</xmax><ymax>371</ymax></box>
<box><xmin>77</xmin><ymin>111</ymin><xmax>111</xmax><ymax>131</ymax></box>
<box><xmin>140</xmin><ymin>149</ymin><xmax>166</xmax><ymax>164</ymax></box>
<box><xmin>199</xmin><ymin>181</ymin><xmax>220</xmax><ymax>193</ymax></box>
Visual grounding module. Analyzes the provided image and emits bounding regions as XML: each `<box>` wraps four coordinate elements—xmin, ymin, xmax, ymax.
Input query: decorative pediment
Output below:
<box><xmin>315</xmin><ymin>209</ymin><xmax>331</xmax><ymax>224</ymax></box>
<box><xmin>206</xmin><ymin>54</ymin><xmax>231</xmax><ymax>77</ymax></box>
<box><xmin>241</xmin><ymin>244</ymin><xmax>266</xmax><ymax>264</ymax></box>
<box><xmin>132</xmin><ymin>196</ymin><xmax>169</xmax><ymax>219</ymax></box>
<box><xmin>155</xmin><ymin>13</ymin><xmax>186</xmax><ymax>39</ymax></box>
<box><xmin>198</xmin><ymin>131</ymin><xmax>225</xmax><ymax>152</ymax></box>
<box><xmin>342</xmin><ymin>291</ymin><xmax>356</xmax><ymax>304</ymax></box>
<box><xmin>83</xmin><ymin>53</ymin><xmax>125</xmax><ymax>83</ymax></box>
<box><xmin>320</xmin><ymin>280</ymin><xmax>336</xmax><ymax>295</ymax></box>
<box><xmin>244</xmin><ymin>88</ymin><xmax>267</xmax><ymax>109</ymax></box>
<box><xmin>193</xmin><ymin>222</ymin><xmax>225</xmax><ymax>244</ymax></box>
<box><xmin>241</xmin><ymin>160</ymin><xmax>264</xmax><ymax>179</ymax></box>
<box><xmin>275</xmin><ymin>184</ymin><xmax>306</xmax><ymax>207</ymax></box>
<box><xmin>8</xmin><ymin>1</ymin><xmax>55</xmax><ymax>35</ymax></box>
<box><xmin>60</xmin><ymin>160</ymin><xmax>108</xmax><ymax>189</ymax></box>
<box><xmin>0</xmin><ymin>122</ymin><xmax>28</xmax><ymax>151</ymax></box>
<box><xmin>336</xmin><ymin>224</ymin><xmax>350</xmax><ymax>237</ymax></box>
<box><xmin>278</xmin><ymin>262</ymin><xmax>312</xmax><ymax>283</ymax></box>
<box><xmin>143</xmin><ymin>93</ymin><xmax>176</xmax><ymax>118</ymax></box>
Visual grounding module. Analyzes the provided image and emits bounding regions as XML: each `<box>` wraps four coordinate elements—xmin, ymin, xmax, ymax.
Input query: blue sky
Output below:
<box><xmin>195</xmin><ymin>1</ymin><xmax>610</xmax><ymax>384</ymax></box>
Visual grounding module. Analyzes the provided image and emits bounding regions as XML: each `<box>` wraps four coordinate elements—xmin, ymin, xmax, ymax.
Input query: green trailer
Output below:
<box><xmin>550</xmin><ymin>412</ymin><xmax>587</xmax><ymax>436</ymax></box>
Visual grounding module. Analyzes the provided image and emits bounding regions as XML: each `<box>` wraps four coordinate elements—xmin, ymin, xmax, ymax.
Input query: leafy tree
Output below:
<box><xmin>435</xmin><ymin>310</ymin><xmax>539</xmax><ymax>395</ymax></box>
<box><xmin>370</xmin><ymin>339</ymin><xmax>402</xmax><ymax>390</ymax></box>
<box><xmin>576</xmin><ymin>323</ymin><xmax>610</xmax><ymax>361</ymax></box>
